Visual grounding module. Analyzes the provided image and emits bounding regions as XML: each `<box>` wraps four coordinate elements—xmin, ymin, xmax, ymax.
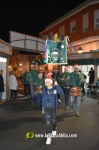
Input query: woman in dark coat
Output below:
<box><xmin>88</xmin><ymin>67</ymin><xmax>95</xmax><ymax>88</ymax></box>
<box><xmin>0</xmin><ymin>70</ymin><xmax>4</xmax><ymax>101</ymax></box>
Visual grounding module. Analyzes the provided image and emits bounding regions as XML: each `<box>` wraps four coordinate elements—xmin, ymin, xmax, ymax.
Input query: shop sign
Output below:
<box><xmin>0</xmin><ymin>43</ymin><xmax>9</xmax><ymax>52</ymax></box>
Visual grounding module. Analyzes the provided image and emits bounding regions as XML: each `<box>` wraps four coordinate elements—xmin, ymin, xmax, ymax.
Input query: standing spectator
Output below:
<box><xmin>0</xmin><ymin>70</ymin><xmax>4</xmax><ymax>102</ymax></box>
<box><xmin>88</xmin><ymin>67</ymin><xmax>95</xmax><ymax>88</ymax></box>
<box><xmin>22</xmin><ymin>69</ymin><xmax>30</xmax><ymax>98</ymax></box>
<box><xmin>9</xmin><ymin>70</ymin><xmax>18</xmax><ymax>100</ymax></box>
<box><xmin>26</xmin><ymin>64</ymin><xmax>38</xmax><ymax>104</ymax></box>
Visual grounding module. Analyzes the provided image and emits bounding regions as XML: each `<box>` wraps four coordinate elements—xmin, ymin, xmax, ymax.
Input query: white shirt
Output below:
<box><xmin>9</xmin><ymin>75</ymin><xmax>18</xmax><ymax>90</ymax></box>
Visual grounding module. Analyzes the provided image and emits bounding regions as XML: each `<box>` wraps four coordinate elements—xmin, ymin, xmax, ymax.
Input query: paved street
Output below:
<box><xmin>0</xmin><ymin>93</ymin><xmax>99</xmax><ymax>150</ymax></box>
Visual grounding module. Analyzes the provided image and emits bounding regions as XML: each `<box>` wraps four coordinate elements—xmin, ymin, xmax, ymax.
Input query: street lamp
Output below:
<box><xmin>78</xmin><ymin>47</ymin><xmax>83</xmax><ymax>53</ymax></box>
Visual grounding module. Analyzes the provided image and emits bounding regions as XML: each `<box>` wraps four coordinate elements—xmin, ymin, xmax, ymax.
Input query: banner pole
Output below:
<box><xmin>54</xmin><ymin>64</ymin><xmax>58</xmax><ymax>127</ymax></box>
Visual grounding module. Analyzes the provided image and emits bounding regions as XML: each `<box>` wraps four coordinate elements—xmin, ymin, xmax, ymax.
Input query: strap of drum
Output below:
<box><xmin>74</xmin><ymin>73</ymin><xmax>79</xmax><ymax>86</ymax></box>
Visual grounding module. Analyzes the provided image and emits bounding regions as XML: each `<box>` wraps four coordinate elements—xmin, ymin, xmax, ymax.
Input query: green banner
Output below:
<box><xmin>45</xmin><ymin>40</ymin><xmax>67</xmax><ymax>64</ymax></box>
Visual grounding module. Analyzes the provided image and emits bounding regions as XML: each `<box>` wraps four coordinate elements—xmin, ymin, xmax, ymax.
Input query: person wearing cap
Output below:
<box><xmin>45</xmin><ymin>70</ymin><xmax>52</xmax><ymax>77</ymax></box>
<box><xmin>35</xmin><ymin>70</ymin><xmax>45</xmax><ymax>111</ymax></box>
<box><xmin>26</xmin><ymin>64</ymin><xmax>38</xmax><ymax>104</ymax></box>
<box><xmin>52</xmin><ymin>69</ymin><xmax>61</xmax><ymax>103</ymax></box>
<box><xmin>68</xmin><ymin>64</ymin><xmax>85</xmax><ymax>117</ymax></box>
<box><xmin>43</xmin><ymin>69</ymin><xmax>52</xmax><ymax>79</ymax></box>
<box><xmin>42</xmin><ymin>75</ymin><xmax>64</xmax><ymax>145</ymax></box>
<box><xmin>22</xmin><ymin>69</ymin><xmax>30</xmax><ymax>98</ymax></box>
<box><xmin>58</xmin><ymin>66</ymin><xmax>70</xmax><ymax>108</ymax></box>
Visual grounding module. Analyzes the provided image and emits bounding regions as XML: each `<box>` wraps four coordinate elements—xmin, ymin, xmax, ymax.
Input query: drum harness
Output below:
<box><xmin>70</xmin><ymin>73</ymin><xmax>81</xmax><ymax>96</ymax></box>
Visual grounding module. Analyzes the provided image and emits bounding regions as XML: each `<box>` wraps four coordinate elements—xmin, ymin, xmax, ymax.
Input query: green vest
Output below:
<box><xmin>69</xmin><ymin>72</ymin><xmax>82</xmax><ymax>87</ymax></box>
<box><xmin>22</xmin><ymin>73</ymin><xmax>30</xmax><ymax>84</ymax></box>
<box><xmin>78</xmin><ymin>72</ymin><xmax>86</xmax><ymax>83</ymax></box>
<box><xmin>26</xmin><ymin>70</ymin><xmax>38</xmax><ymax>85</ymax></box>
<box><xmin>58</xmin><ymin>72</ymin><xmax>70</xmax><ymax>87</ymax></box>
<box><xmin>36</xmin><ymin>78</ymin><xmax>45</xmax><ymax>87</ymax></box>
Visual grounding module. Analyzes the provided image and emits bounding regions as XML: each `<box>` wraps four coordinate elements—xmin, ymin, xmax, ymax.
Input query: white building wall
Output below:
<box><xmin>0</xmin><ymin>57</ymin><xmax>7</xmax><ymax>100</ymax></box>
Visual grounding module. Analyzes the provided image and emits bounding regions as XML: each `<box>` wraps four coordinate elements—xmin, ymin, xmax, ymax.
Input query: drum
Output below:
<box><xmin>34</xmin><ymin>85</ymin><xmax>42</xmax><ymax>93</ymax></box>
<box><xmin>37</xmin><ymin>87</ymin><xmax>42</xmax><ymax>93</ymax></box>
<box><xmin>70</xmin><ymin>87</ymin><xmax>81</xmax><ymax>96</ymax></box>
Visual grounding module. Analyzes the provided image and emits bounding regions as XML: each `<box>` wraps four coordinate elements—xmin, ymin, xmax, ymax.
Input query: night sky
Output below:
<box><xmin>0</xmin><ymin>0</ymin><xmax>86</xmax><ymax>43</ymax></box>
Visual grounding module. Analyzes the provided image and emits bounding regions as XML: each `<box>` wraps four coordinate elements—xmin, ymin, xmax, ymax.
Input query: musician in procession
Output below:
<box><xmin>35</xmin><ymin>70</ymin><xmax>45</xmax><ymax>111</ymax></box>
<box><xmin>26</xmin><ymin>64</ymin><xmax>38</xmax><ymax>104</ymax></box>
<box><xmin>22</xmin><ymin>69</ymin><xmax>30</xmax><ymax>98</ymax></box>
<box><xmin>45</xmin><ymin>69</ymin><xmax>52</xmax><ymax>77</ymax></box>
<box><xmin>79</xmin><ymin>70</ymin><xmax>87</xmax><ymax>99</ymax></box>
<box><xmin>58</xmin><ymin>66</ymin><xmax>70</xmax><ymax>109</ymax></box>
<box><xmin>42</xmin><ymin>73</ymin><xmax>64</xmax><ymax>145</ymax></box>
<box><xmin>52</xmin><ymin>68</ymin><xmax>60</xmax><ymax>82</ymax></box>
<box><xmin>68</xmin><ymin>64</ymin><xmax>85</xmax><ymax>117</ymax></box>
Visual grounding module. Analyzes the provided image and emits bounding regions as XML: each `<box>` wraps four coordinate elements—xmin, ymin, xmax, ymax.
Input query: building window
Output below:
<box><xmin>83</xmin><ymin>13</ymin><xmax>89</xmax><ymax>32</ymax></box>
<box><xmin>94</xmin><ymin>10</ymin><xmax>99</xmax><ymax>29</ymax></box>
<box><xmin>70</xmin><ymin>20</ymin><xmax>76</xmax><ymax>33</ymax></box>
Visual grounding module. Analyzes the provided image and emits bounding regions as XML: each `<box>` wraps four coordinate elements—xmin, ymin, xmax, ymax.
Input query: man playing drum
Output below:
<box><xmin>35</xmin><ymin>70</ymin><xmax>45</xmax><ymax>111</ymax></box>
<box><xmin>58</xmin><ymin>66</ymin><xmax>70</xmax><ymax>109</ymax></box>
<box><xmin>68</xmin><ymin>64</ymin><xmax>85</xmax><ymax>117</ymax></box>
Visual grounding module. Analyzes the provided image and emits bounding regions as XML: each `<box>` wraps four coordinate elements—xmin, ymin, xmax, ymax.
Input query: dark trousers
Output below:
<box><xmin>44</xmin><ymin>107</ymin><xmax>57</xmax><ymax>134</ymax></box>
<box><xmin>24</xmin><ymin>84</ymin><xmax>30</xmax><ymax>96</ymax></box>
<box><xmin>10</xmin><ymin>90</ymin><xmax>17</xmax><ymax>98</ymax></box>
<box><xmin>36</xmin><ymin>93</ymin><xmax>42</xmax><ymax>109</ymax></box>
<box><xmin>81</xmin><ymin>83</ymin><xmax>85</xmax><ymax>95</ymax></box>
<box><xmin>88</xmin><ymin>78</ymin><xmax>94</xmax><ymax>89</ymax></box>
<box><xmin>57</xmin><ymin>94</ymin><xmax>60</xmax><ymax>99</ymax></box>
<box><xmin>63</xmin><ymin>88</ymin><xmax>70</xmax><ymax>106</ymax></box>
